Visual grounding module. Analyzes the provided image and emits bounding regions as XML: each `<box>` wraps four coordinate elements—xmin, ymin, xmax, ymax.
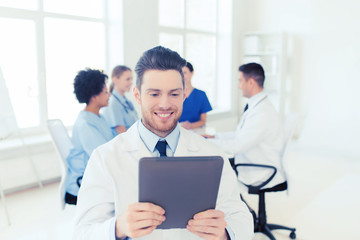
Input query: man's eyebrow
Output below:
<box><xmin>145</xmin><ymin>88</ymin><xmax>183</xmax><ymax>92</ymax></box>
<box><xmin>169</xmin><ymin>88</ymin><xmax>183</xmax><ymax>92</ymax></box>
<box><xmin>145</xmin><ymin>88</ymin><xmax>160</xmax><ymax>92</ymax></box>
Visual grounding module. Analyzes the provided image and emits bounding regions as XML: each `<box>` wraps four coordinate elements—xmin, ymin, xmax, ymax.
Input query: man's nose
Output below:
<box><xmin>158</xmin><ymin>95</ymin><xmax>171</xmax><ymax>109</ymax></box>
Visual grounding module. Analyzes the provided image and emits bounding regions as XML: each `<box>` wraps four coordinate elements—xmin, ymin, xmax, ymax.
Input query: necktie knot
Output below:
<box><xmin>244</xmin><ymin>104</ymin><xmax>249</xmax><ymax>112</ymax></box>
<box><xmin>155</xmin><ymin>140</ymin><xmax>167</xmax><ymax>157</ymax></box>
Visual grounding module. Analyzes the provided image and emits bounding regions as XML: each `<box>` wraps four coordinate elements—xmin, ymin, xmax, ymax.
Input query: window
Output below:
<box><xmin>0</xmin><ymin>0</ymin><xmax>110</xmax><ymax>130</ymax></box>
<box><xmin>0</xmin><ymin>18</ymin><xmax>38</xmax><ymax>128</ymax></box>
<box><xmin>158</xmin><ymin>0</ymin><xmax>232</xmax><ymax>113</ymax></box>
<box><xmin>44</xmin><ymin>18</ymin><xmax>106</xmax><ymax>125</ymax></box>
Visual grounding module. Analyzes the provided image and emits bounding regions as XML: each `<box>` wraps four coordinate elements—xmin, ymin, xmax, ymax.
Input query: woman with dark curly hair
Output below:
<box><xmin>65</xmin><ymin>68</ymin><xmax>116</xmax><ymax>205</ymax></box>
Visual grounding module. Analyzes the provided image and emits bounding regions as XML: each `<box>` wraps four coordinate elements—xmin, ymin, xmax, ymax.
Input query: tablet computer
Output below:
<box><xmin>139</xmin><ymin>156</ymin><xmax>224</xmax><ymax>229</ymax></box>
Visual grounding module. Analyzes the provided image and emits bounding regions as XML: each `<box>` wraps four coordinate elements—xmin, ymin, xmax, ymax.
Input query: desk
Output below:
<box><xmin>191</xmin><ymin>127</ymin><xmax>235</xmax><ymax>162</ymax></box>
<box><xmin>191</xmin><ymin>126</ymin><xmax>216</xmax><ymax>136</ymax></box>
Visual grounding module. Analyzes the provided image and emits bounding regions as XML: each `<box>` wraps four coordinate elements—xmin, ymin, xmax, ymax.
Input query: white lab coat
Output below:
<box><xmin>213</xmin><ymin>92</ymin><xmax>285</xmax><ymax>188</ymax></box>
<box><xmin>73</xmin><ymin>122</ymin><xmax>254</xmax><ymax>240</ymax></box>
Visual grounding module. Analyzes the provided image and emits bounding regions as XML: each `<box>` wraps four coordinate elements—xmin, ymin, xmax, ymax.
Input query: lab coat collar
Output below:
<box><xmin>248</xmin><ymin>91</ymin><xmax>267</xmax><ymax>110</ymax></box>
<box><xmin>118</xmin><ymin>120</ymin><xmax>200</xmax><ymax>157</ymax></box>
<box><xmin>175</xmin><ymin>127</ymin><xmax>200</xmax><ymax>154</ymax></box>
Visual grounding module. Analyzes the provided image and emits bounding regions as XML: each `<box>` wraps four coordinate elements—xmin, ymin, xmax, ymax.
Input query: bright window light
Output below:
<box><xmin>44</xmin><ymin>18</ymin><xmax>106</xmax><ymax>126</ymax></box>
<box><xmin>159</xmin><ymin>0</ymin><xmax>232</xmax><ymax>113</ymax></box>
<box><xmin>0</xmin><ymin>0</ymin><xmax>37</xmax><ymax>10</ymax></box>
<box><xmin>185</xmin><ymin>33</ymin><xmax>217</xmax><ymax>107</ymax></box>
<box><xmin>0</xmin><ymin>18</ymin><xmax>39</xmax><ymax>128</ymax></box>
<box><xmin>159</xmin><ymin>33</ymin><xmax>184</xmax><ymax>56</ymax></box>
<box><xmin>43</xmin><ymin>0</ymin><xmax>103</xmax><ymax>18</ymax></box>
<box><xmin>159</xmin><ymin>0</ymin><xmax>184</xmax><ymax>28</ymax></box>
<box><xmin>186</xmin><ymin>0</ymin><xmax>216</xmax><ymax>32</ymax></box>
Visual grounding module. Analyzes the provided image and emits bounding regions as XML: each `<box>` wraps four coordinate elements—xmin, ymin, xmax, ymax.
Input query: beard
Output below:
<box><xmin>141</xmin><ymin>107</ymin><xmax>181</xmax><ymax>138</ymax></box>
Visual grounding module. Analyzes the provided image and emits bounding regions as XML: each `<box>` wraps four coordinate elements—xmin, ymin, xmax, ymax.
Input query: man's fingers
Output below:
<box><xmin>188</xmin><ymin>218</ymin><xmax>225</xmax><ymax>228</ymax></box>
<box><xmin>131</xmin><ymin>219</ymin><xmax>164</xmax><ymax>231</ymax></box>
<box><xmin>129</xmin><ymin>202</ymin><xmax>165</xmax><ymax>215</ymax></box>
<box><xmin>187</xmin><ymin>209</ymin><xmax>227</xmax><ymax>239</ymax></box>
<box><xmin>189</xmin><ymin>231</ymin><xmax>213</xmax><ymax>240</ymax></box>
<box><xmin>187</xmin><ymin>225</ymin><xmax>218</xmax><ymax>234</ymax></box>
<box><xmin>128</xmin><ymin>211</ymin><xmax>166</xmax><ymax>224</ymax></box>
<box><xmin>128</xmin><ymin>226</ymin><xmax>157</xmax><ymax>239</ymax></box>
<box><xmin>193</xmin><ymin>209</ymin><xmax>224</xmax><ymax>220</ymax></box>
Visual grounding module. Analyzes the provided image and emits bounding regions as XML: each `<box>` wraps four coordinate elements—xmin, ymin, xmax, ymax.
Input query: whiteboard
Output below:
<box><xmin>0</xmin><ymin>67</ymin><xmax>18</xmax><ymax>139</ymax></box>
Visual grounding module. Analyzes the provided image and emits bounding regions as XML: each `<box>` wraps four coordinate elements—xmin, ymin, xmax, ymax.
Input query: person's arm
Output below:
<box><xmin>187</xmin><ymin>209</ymin><xmax>228</xmax><ymax>240</ymax></box>
<box><xmin>188</xmin><ymin>152</ymin><xmax>254</xmax><ymax>240</ymax></box>
<box><xmin>189</xmin><ymin>90</ymin><xmax>212</xmax><ymax>129</ymax></box>
<box><xmin>190</xmin><ymin>113</ymin><xmax>207</xmax><ymax>129</ymax></box>
<box><xmin>106</xmin><ymin>101</ymin><xmax>127</xmax><ymax>135</ymax></box>
<box><xmin>216</xmin><ymin>153</ymin><xmax>254</xmax><ymax>239</ymax></box>
<box><xmin>180</xmin><ymin>113</ymin><xmax>207</xmax><ymax>130</ymax></box>
<box><xmin>213</xmin><ymin>110</ymin><xmax>268</xmax><ymax>155</ymax></box>
<box><xmin>115</xmin><ymin>125</ymin><xmax>127</xmax><ymax>134</ymax></box>
<box><xmin>73</xmin><ymin>150</ymin><xmax>119</xmax><ymax>240</ymax></box>
<box><xmin>73</xmin><ymin>149</ymin><xmax>165</xmax><ymax>240</ymax></box>
<box><xmin>179</xmin><ymin>121</ymin><xmax>192</xmax><ymax>129</ymax></box>
<box><xmin>115</xmin><ymin>203</ymin><xmax>165</xmax><ymax>239</ymax></box>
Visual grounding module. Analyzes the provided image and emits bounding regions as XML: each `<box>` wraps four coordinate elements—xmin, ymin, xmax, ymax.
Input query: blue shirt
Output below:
<box><xmin>65</xmin><ymin>111</ymin><xmax>116</xmax><ymax>196</ymax></box>
<box><xmin>101</xmin><ymin>90</ymin><xmax>138</xmax><ymax>131</ymax></box>
<box><xmin>137</xmin><ymin>119</ymin><xmax>180</xmax><ymax>157</ymax></box>
<box><xmin>179</xmin><ymin>88</ymin><xmax>212</xmax><ymax>123</ymax></box>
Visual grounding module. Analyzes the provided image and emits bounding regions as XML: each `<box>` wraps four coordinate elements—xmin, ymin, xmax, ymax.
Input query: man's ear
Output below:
<box><xmin>133</xmin><ymin>86</ymin><xmax>141</xmax><ymax>105</ymax></box>
<box><xmin>249</xmin><ymin>77</ymin><xmax>256</xmax><ymax>87</ymax></box>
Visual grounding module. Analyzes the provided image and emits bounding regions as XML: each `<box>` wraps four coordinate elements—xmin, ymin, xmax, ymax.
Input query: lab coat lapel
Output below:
<box><xmin>119</xmin><ymin>121</ymin><xmax>152</xmax><ymax>161</ymax></box>
<box><xmin>174</xmin><ymin>127</ymin><xmax>200</xmax><ymax>156</ymax></box>
<box><xmin>121</xmin><ymin>123</ymin><xmax>201</xmax><ymax>158</ymax></box>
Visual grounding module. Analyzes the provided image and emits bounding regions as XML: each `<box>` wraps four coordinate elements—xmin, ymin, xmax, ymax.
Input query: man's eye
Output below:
<box><xmin>150</xmin><ymin>93</ymin><xmax>159</xmax><ymax>97</ymax></box>
<box><xmin>171</xmin><ymin>93</ymin><xmax>180</xmax><ymax>97</ymax></box>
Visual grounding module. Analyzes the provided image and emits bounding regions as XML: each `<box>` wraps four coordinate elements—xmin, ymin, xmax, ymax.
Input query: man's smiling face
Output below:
<box><xmin>134</xmin><ymin>69</ymin><xmax>185</xmax><ymax>138</ymax></box>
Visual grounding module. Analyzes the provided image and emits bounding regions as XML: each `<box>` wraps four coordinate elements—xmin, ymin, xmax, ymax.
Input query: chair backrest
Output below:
<box><xmin>280</xmin><ymin>112</ymin><xmax>302</xmax><ymax>182</ymax></box>
<box><xmin>47</xmin><ymin>119</ymin><xmax>73</xmax><ymax>209</ymax></box>
<box><xmin>47</xmin><ymin>119</ymin><xmax>72</xmax><ymax>163</ymax></box>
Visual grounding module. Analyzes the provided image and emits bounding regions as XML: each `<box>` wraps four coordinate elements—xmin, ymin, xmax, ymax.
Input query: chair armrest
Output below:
<box><xmin>233</xmin><ymin>163</ymin><xmax>277</xmax><ymax>193</ymax></box>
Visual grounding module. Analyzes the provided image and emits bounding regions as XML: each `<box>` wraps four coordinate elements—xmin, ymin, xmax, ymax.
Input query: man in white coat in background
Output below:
<box><xmin>73</xmin><ymin>46</ymin><xmax>254</xmax><ymax>240</ymax></box>
<box><xmin>204</xmin><ymin>63</ymin><xmax>285</xmax><ymax>189</ymax></box>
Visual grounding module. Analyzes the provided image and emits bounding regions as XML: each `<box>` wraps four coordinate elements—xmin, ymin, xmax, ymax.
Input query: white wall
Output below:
<box><xmin>238</xmin><ymin>0</ymin><xmax>360</xmax><ymax>158</ymax></box>
<box><xmin>8</xmin><ymin>0</ymin><xmax>359</xmax><ymax>193</ymax></box>
<box><xmin>121</xmin><ymin>0</ymin><xmax>241</xmax><ymax>131</ymax></box>
<box><xmin>0</xmin><ymin>0</ymin><xmax>240</xmax><ymax>193</ymax></box>
<box><xmin>123</xmin><ymin>0</ymin><xmax>158</xmax><ymax>68</ymax></box>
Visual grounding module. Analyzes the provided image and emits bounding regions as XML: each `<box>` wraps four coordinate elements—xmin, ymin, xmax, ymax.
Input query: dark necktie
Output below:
<box><xmin>155</xmin><ymin>140</ymin><xmax>167</xmax><ymax>157</ymax></box>
<box><xmin>244</xmin><ymin>104</ymin><xmax>249</xmax><ymax>112</ymax></box>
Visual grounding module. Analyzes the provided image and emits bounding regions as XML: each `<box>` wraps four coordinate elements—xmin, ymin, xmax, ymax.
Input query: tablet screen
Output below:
<box><xmin>139</xmin><ymin>156</ymin><xmax>224</xmax><ymax>229</ymax></box>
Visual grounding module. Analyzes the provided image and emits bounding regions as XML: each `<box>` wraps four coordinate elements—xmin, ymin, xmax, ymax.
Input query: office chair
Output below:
<box><xmin>233</xmin><ymin>113</ymin><xmax>301</xmax><ymax>240</ymax></box>
<box><xmin>47</xmin><ymin>119</ymin><xmax>73</xmax><ymax>210</ymax></box>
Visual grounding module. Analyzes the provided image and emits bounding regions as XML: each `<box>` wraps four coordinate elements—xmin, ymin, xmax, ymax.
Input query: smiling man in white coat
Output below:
<box><xmin>204</xmin><ymin>63</ymin><xmax>284</xmax><ymax>189</ymax></box>
<box><xmin>73</xmin><ymin>46</ymin><xmax>253</xmax><ymax>240</ymax></box>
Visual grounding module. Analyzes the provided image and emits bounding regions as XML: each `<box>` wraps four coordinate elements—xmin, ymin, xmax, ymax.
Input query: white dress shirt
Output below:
<box><xmin>212</xmin><ymin>91</ymin><xmax>285</xmax><ymax>188</ymax></box>
<box><xmin>73</xmin><ymin>120</ymin><xmax>254</xmax><ymax>240</ymax></box>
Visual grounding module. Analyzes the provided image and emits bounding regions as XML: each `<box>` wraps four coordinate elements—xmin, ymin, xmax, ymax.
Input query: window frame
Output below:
<box><xmin>158</xmin><ymin>0</ymin><xmax>233</xmax><ymax>117</ymax></box>
<box><xmin>0</xmin><ymin>1</ymin><xmax>110</xmax><ymax>135</ymax></box>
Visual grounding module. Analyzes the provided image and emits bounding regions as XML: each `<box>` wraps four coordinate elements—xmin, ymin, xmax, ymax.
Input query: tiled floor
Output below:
<box><xmin>1</xmin><ymin>145</ymin><xmax>359</xmax><ymax>240</ymax></box>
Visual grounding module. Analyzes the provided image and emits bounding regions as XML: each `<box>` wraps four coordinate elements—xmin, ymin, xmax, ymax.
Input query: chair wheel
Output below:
<box><xmin>290</xmin><ymin>231</ymin><xmax>296</xmax><ymax>239</ymax></box>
